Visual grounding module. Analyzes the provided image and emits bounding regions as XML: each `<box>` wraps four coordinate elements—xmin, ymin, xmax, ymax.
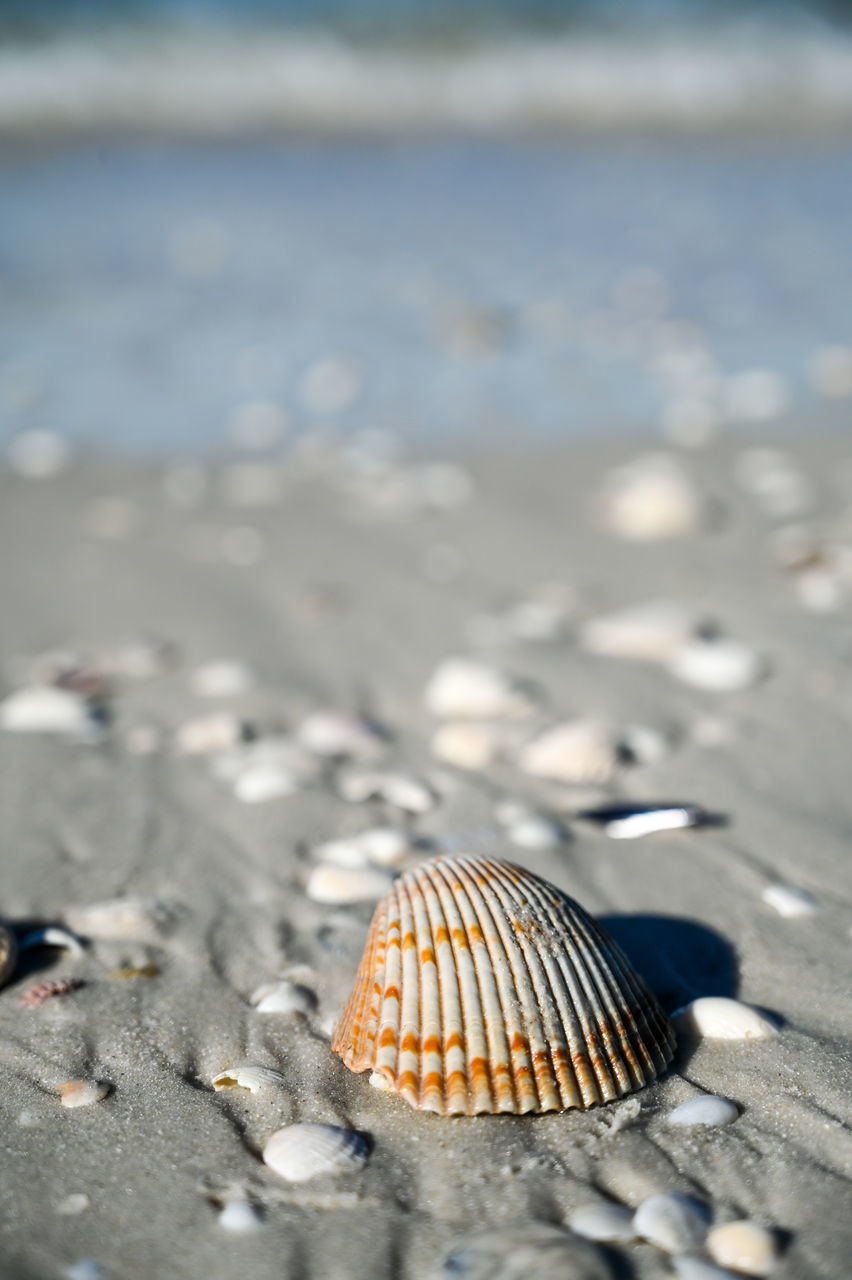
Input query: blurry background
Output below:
<box><xmin>1</xmin><ymin>0</ymin><xmax>852</xmax><ymax>456</ymax></box>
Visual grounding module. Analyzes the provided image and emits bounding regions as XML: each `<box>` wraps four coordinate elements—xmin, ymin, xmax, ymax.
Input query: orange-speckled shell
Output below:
<box><xmin>332</xmin><ymin>854</ymin><xmax>675</xmax><ymax>1115</ymax></box>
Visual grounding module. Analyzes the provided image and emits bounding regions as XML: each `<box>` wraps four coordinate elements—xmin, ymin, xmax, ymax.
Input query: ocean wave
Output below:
<box><xmin>4</xmin><ymin>27</ymin><xmax>852</xmax><ymax>137</ymax></box>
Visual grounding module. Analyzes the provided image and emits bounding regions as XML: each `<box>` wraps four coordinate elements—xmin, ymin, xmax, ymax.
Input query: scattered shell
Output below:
<box><xmin>175</xmin><ymin>713</ymin><xmax>247</xmax><ymax>755</ymax></box>
<box><xmin>669</xmin><ymin>640</ymin><xmax>765</xmax><ymax>692</ymax></box>
<box><xmin>296</xmin><ymin>710</ymin><xmax>385</xmax><ymax>759</ymax></box>
<box><xmin>337</xmin><ymin>768</ymin><xmax>436</xmax><ymax>813</ymax></box>
<box><xmin>250</xmin><ymin>980</ymin><xmax>317</xmax><ymax>1016</ymax></box>
<box><xmin>18</xmin><ymin>925</ymin><xmax>85</xmax><ymax>956</ymax></box>
<box><xmin>667</xmin><ymin>1095</ymin><xmax>739</xmax><ymax>1127</ymax></box>
<box><xmin>673</xmin><ymin>1259</ymin><xmax>740</xmax><ymax>1280</ymax></box>
<box><xmin>315</xmin><ymin>828</ymin><xmax>411</xmax><ymax>870</ymax></box>
<box><xmin>332</xmin><ymin>854</ymin><xmax>675</xmax><ymax>1115</ymax></box>
<box><xmin>190</xmin><ymin>660</ymin><xmax>255</xmax><ymax>698</ymax></box>
<box><xmin>306</xmin><ymin>864</ymin><xmax>396</xmax><ymax>906</ymax></box>
<box><xmin>17</xmin><ymin>977</ymin><xmax>84</xmax><ymax>1009</ymax></box>
<box><xmin>431</xmin><ymin>722</ymin><xmax>505</xmax><ymax>770</ymax></box>
<box><xmin>59</xmin><ymin>1080</ymin><xmax>110</xmax><ymax>1109</ymax></box>
<box><xmin>218</xmin><ymin>1200</ymin><xmax>264</xmax><ymax>1232</ymax></box>
<box><xmin>506</xmin><ymin>814</ymin><xmax>566</xmax><ymax>850</ymax></box>
<box><xmin>212</xmin><ymin>1065</ymin><xmax>286</xmax><ymax>1093</ymax></box>
<box><xmin>633</xmin><ymin>1192</ymin><xmax>711</xmax><ymax>1254</ymax></box>
<box><xmin>424</xmin><ymin>659</ymin><xmax>534</xmax><ymax>720</ymax></box>
<box><xmin>598</xmin><ymin>453</ymin><xmax>702</xmax><ymax>541</ymax></box>
<box><xmin>56</xmin><ymin>1193</ymin><xmax>91</xmax><ymax>1216</ymax></box>
<box><xmin>706</xmin><ymin>1222</ymin><xmax>778</xmax><ymax>1276</ymax></box>
<box><xmin>441</xmin><ymin>1224</ymin><xmax>613</xmax><ymax>1280</ymax></box>
<box><xmin>65</xmin><ymin>897</ymin><xmax>176</xmax><ymax>943</ymax></box>
<box><xmin>234</xmin><ymin>764</ymin><xmax>299</xmax><ymax>804</ymax></box>
<box><xmin>518</xmin><ymin>720</ymin><xmax>619</xmax><ymax>785</ymax></box>
<box><xmin>673</xmin><ymin>997</ymin><xmax>778</xmax><ymax>1041</ymax></box>
<box><xmin>213</xmin><ymin>736</ymin><xmax>317</xmax><ymax>788</ymax></box>
<box><xmin>580</xmin><ymin>600</ymin><xmax>699</xmax><ymax>663</ymax></box>
<box><xmin>761</xmin><ymin>884</ymin><xmax>819</xmax><ymax>918</ymax></box>
<box><xmin>568</xmin><ymin>1202</ymin><xmax>637</xmax><ymax>1243</ymax></box>
<box><xmin>577</xmin><ymin>803</ymin><xmax>717</xmax><ymax>840</ymax></box>
<box><xmin>0</xmin><ymin>686</ymin><xmax>96</xmax><ymax>735</ymax></box>
<box><xmin>262</xmin><ymin>1123</ymin><xmax>370</xmax><ymax>1183</ymax></box>
<box><xmin>0</xmin><ymin>924</ymin><xmax>18</xmax><ymax>987</ymax></box>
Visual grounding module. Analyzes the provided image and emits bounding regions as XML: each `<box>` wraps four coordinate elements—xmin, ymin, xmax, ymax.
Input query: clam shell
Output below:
<box><xmin>262</xmin><ymin>1123</ymin><xmax>370</xmax><ymax>1182</ymax></box>
<box><xmin>332</xmin><ymin>854</ymin><xmax>674</xmax><ymax>1115</ymax></box>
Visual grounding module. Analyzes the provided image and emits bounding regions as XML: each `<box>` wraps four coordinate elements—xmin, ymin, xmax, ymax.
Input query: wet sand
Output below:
<box><xmin>0</xmin><ymin>431</ymin><xmax>851</xmax><ymax>1279</ymax></box>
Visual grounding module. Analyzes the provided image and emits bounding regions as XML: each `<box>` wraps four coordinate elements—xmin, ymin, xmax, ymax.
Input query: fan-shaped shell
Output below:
<box><xmin>331</xmin><ymin>854</ymin><xmax>675</xmax><ymax>1115</ymax></box>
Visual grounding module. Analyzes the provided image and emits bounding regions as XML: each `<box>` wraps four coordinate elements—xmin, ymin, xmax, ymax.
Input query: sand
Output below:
<box><xmin>0</xmin><ymin>430</ymin><xmax>851</xmax><ymax>1279</ymax></box>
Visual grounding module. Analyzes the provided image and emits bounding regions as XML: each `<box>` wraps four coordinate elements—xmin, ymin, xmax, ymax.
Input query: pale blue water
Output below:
<box><xmin>1</xmin><ymin>139</ymin><xmax>850</xmax><ymax>454</ymax></box>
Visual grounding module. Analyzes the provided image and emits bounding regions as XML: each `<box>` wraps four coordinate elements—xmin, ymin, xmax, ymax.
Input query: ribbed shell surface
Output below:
<box><xmin>331</xmin><ymin>855</ymin><xmax>675</xmax><ymax>1115</ymax></box>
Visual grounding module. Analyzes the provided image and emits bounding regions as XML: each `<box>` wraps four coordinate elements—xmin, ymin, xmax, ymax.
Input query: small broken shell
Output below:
<box><xmin>580</xmin><ymin>599</ymin><xmax>700</xmax><ymax>663</ymax></box>
<box><xmin>706</xmin><ymin>1221</ymin><xmax>778</xmax><ymax>1276</ymax></box>
<box><xmin>669</xmin><ymin>639</ymin><xmax>765</xmax><ymax>692</ymax></box>
<box><xmin>633</xmin><ymin>1193</ymin><xmax>711</xmax><ymax>1254</ymax></box>
<box><xmin>0</xmin><ymin>686</ymin><xmax>98</xmax><ymax>736</ymax></box>
<box><xmin>306</xmin><ymin>864</ymin><xmax>396</xmax><ymax>905</ymax></box>
<box><xmin>212</xmin><ymin>1065</ymin><xmax>286</xmax><ymax>1093</ymax></box>
<box><xmin>518</xmin><ymin>720</ymin><xmax>619</xmax><ymax>785</ymax></box>
<box><xmin>59</xmin><ymin>1080</ymin><xmax>111</xmax><ymax>1109</ymax></box>
<box><xmin>336</xmin><ymin>768</ymin><xmax>435</xmax><ymax>813</ymax></box>
<box><xmin>250</xmin><ymin>980</ymin><xmax>317</xmax><ymax>1016</ymax></box>
<box><xmin>296</xmin><ymin>710</ymin><xmax>385</xmax><ymax>759</ymax></box>
<box><xmin>430</xmin><ymin>721</ymin><xmax>506</xmax><ymax>771</ymax></box>
<box><xmin>262</xmin><ymin>1123</ymin><xmax>370</xmax><ymax>1182</ymax></box>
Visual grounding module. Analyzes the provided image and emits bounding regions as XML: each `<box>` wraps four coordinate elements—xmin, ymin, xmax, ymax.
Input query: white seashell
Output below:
<box><xmin>262</xmin><ymin>1123</ymin><xmax>369</xmax><ymax>1182</ymax></box>
<box><xmin>673</xmin><ymin>1260</ymin><xmax>740</xmax><ymax>1280</ymax></box>
<box><xmin>296</xmin><ymin>710</ymin><xmax>384</xmax><ymax>759</ymax></box>
<box><xmin>190</xmin><ymin>660</ymin><xmax>255</xmax><ymax>698</ymax></box>
<box><xmin>250</xmin><ymin>980</ymin><xmax>317</xmax><ymax>1016</ymax></box>
<box><xmin>667</xmin><ymin>1095</ymin><xmax>739</xmax><ymax>1127</ymax></box>
<box><xmin>633</xmin><ymin>1192</ymin><xmax>711</xmax><ymax>1254</ymax></box>
<box><xmin>212</xmin><ymin>1065</ymin><xmax>287</xmax><ymax>1093</ymax></box>
<box><xmin>306</xmin><ymin>864</ymin><xmax>395</xmax><ymax>905</ymax></box>
<box><xmin>431</xmin><ymin>722</ymin><xmax>505</xmax><ymax>770</ymax></box>
<box><xmin>578</xmin><ymin>803</ymin><xmax>712</xmax><ymax>840</ymax></box>
<box><xmin>761</xmin><ymin>883</ymin><xmax>819</xmax><ymax>918</ymax></box>
<box><xmin>669</xmin><ymin>640</ymin><xmax>765</xmax><ymax>692</ymax></box>
<box><xmin>234</xmin><ymin>764</ymin><xmax>299</xmax><ymax>803</ymax></box>
<box><xmin>65</xmin><ymin>897</ymin><xmax>176</xmax><ymax>943</ymax></box>
<box><xmin>315</xmin><ymin>828</ymin><xmax>411</xmax><ymax>870</ymax></box>
<box><xmin>424</xmin><ymin>658</ymin><xmax>534</xmax><ymax>720</ymax></box>
<box><xmin>59</xmin><ymin>1080</ymin><xmax>110</xmax><ymax>1109</ymax></box>
<box><xmin>212</xmin><ymin>736</ymin><xmax>317</xmax><ymax>785</ymax></box>
<box><xmin>369</xmin><ymin>1069</ymin><xmax>394</xmax><ymax>1092</ymax></box>
<box><xmin>441</xmin><ymin>1224</ymin><xmax>613</xmax><ymax>1280</ymax></box>
<box><xmin>518</xmin><ymin>720</ymin><xmax>619</xmax><ymax>785</ymax></box>
<box><xmin>337</xmin><ymin>768</ymin><xmax>435</xmax><ymax>813</ymax></box>
<box><xmin>0</xmin><ymin>686</ymin><xmax>95</xmax><ymax>735</ymax></box>
<box><xmin>568</xmin><ymin>1202</ymin><xmax>637</xmax><ymax>1243</ymax></box>
<box><xmin>333</xmin><ymin>854</ymin><xmax>675</xmax><ymax>1115</ymax></box>
<box><xmin>56</xmin><ymin>1193</ymin><xmax>90</xmax><ymax>1216</ymax></box>
<box><xmin>580</xmin><ymin>600</ymin><xmax>699</xmax><ymax>663</ymax></box>
<box><xmin>598</xmin><ymin>453</ymin><xmax>702</xmax><ymax>541</ymax></box>
<box><xmin>218</xmin><ymin>1200</ymin><xmax>264</xmax><ymax>1232</ymax></box>
<box><xmin>175</xmin><ymin>713</ymin><xmax>246</xmax><ymax>755</ymax></box>
<box><xmin>706</xmin><ymin>1221</ymin><xmax>778</xmax><ymax>1276</ymax></box>
<box><xmin>506</xmin><ymin>815</ymin><xmax>565</xmax><ymax>850</ymax></box>
<box><xmin>673</xmin><ymin>997</ymin><xmax>778</xmax><ymax>1041</ymax></box>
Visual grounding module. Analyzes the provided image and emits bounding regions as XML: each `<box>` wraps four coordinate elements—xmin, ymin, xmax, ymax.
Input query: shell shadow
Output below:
<box><xmin>598</xmin><ymin>913</ymin><xmax>738</xmax><ymax>1012</ymax></box>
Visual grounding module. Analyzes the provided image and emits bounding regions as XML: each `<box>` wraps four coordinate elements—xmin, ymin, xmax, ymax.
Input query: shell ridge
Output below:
<box><xmin>417</xmin><ymin>863</ymin><xmax>473</xmax><ymax>1114</ymax></box>
<box><xmin>395</xmin><ymin>876</ymin><xmax>423</xmax><ymax>1108</ymax></box>
<box><xmin>356</xmin><ymin>894</ymin><xmax>389</xmax><ymax>1064</ymax></box>
<box><xmin>373</xmin><ymin>882</ymin><xmax>404</xmax><ymax>1084</ymax></box>
<box><xmin>475</xmin><ymin>859</ymin><xmax>577</xmax><ymax>1112</ymax></box>
<box><xmin>585</xmin><ymin>917</ymin><xmax>675</xmax><ymax>1072</ymax></box>
<box><xmin>407</xmin><ymin>868</ymin><xmax>445</xmax><ymax>1113</ymax></box>
<box><xmin>455</xmin><ymin>857</ymin><xmax>544</xmax><ymax>1113</ymax></box>
<box><xmin>332</xmin><ymin>894</ymin><xmax>385</xmax><ymax>1068</ymax></box>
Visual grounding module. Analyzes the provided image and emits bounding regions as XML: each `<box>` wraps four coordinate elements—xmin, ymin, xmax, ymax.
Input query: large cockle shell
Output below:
<box><xmin>332</xmin><ymin>854</ymin><xmax>674</xmax><ymax>1115</ymax></box>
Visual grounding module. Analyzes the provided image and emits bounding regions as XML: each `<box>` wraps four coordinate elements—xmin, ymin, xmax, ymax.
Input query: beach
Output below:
<box><xmin>1</xmin><ymin>427</ymin><xmax>851</xmax><ymax>1277</ymax></box>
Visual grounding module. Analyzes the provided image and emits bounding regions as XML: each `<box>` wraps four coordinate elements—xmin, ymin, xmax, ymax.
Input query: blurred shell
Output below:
<box><xmin>307</xmin><ymin>865</ymin><xmax>396</xmax><ymax>905</ymax></box>
<box><xmin>59</xmin><ymin>1080</ymin><xmax>110</xmax><ymax>1109</ymax></box>
<box><xmin>332</xmin><ymin>854</ymin><xmax>674</xmax><ymax>1115</ymax></box>
<box><xmin>669</xmin><ymin>640</ymin><xmax>765</xmax><ymax>692</ymax></box>
<box><xmin>518</xmin><ymin>720</ymin><xmax>619</xmax><ymax>786</ymax></box>
<box><xmin>431</xmin><ymin>721</ymin><xmax>506</xmax><ymax>770</ymax></box>
<box><xmin>597</xmin><ymin>453</ymin><xmax>702</xmax><ymax>541</ymax></box>
<box><xmin>706</xmin><ymin>1221</ymin><xmax>778</xmax><ymax>1276</ymax></box>
<box><xmin>262</xmin><ymin>1123</ymin><xmax>369</xmax><ymax>1182</ymax></box>
<box><xmin>0</xmin><ymin>686</ymin><xmax>96</xmax><ymax>735</ymax></box>
<box><xmin>212</xmin><ymin>1065</ymin><xmax>286</xmax><ymax>1093</ymax></box>
<box><xmin>65</xmin><ymin>897</ymin><xmax>178</xmax><ymax>943</ymax></box>
<box><xmin>441</xmin><ymin>1224</ymin><xmax>614</xmax><ymax>1280</ymax></box>
<box><xmin>633</xmin><ymin>1193</ymin><xmax>710</xmax><ymax>1254</ymax></box>
<box><xmin>0</xmin><ymin>924</ymin><xmax>18</xmax><ymax>987</ymax></box>
<box><xmin>580</xmin><ymin>599</ymin><xmax>699</xmax><ymax>662</ymax></box>
<box><xmin>424</xmin><ymin>658</ymin><xmax>535</xmax><ymax>720</ymax></box>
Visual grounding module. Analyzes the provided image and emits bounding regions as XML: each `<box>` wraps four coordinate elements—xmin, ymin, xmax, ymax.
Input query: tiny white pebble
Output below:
<box><xmin>761</xmin><ymin>883</ymin><xmax>820</xmax><ymax>918</ymax></box>
<box><xmin>0</xmin><ymin>686</ymin><xmax>95</xmax><ymax>735</ymax></box>
<box><xmin>667</xmin><ymin>1095</ymin><xmax>739</xmax><ymax>1128</ymax></box>
<box><xmin>218</xmin><ymin>1200</ymin><xmax>264</xmax><ymax>1232</ymax></box>
<box><xmin>706</xmin><ymin>1221</ymin><xmax>778</xmax><ymax>1276</ymax></box>
<box><xmin>175</xmin><ymin>713</ymin><xmax>245</xmax><ymax>756</ymax></box>
<box><xmin>59</xmin><ymin>1080</ymin><xmax>110</xmax><ymax>1109</ymax></box>
<box><xmin>633</xmin><ymin>1193</ymin><xmax>710</xmax><ymax>1254</ymax></box>
<box><xmin>568</xmin><ymin>1202</ymin><xmax>637</xmax><ymax>1242</ymax></box>
<box><xmin>234</xmin><ymin>764</ymin><xmax>299</xmax><ymax>804</ymax></box>
<box><xmin>250</xmin><ymin>980</ymin><xmax>316</xmax><ymax>1016</ymax></box>
<box><xmin>507</xmin><ymin>816</ymin><xmax>564</xmax><ymax>850</ymax></box>
<box><xmin>431</xmin><ymin>721</ymin><xmax>504</xmax><ymax>771</ymax></box>
<box><xmin>55</xmin><ymin>1193</ymin><xmax>90</xmax><ymax>1216</ymax></box>
<box><xmin>424</xmin><ymin>658</ymin><xmax>533</xmax><ymax>720</ymax></box>
<box><xmin>673</xmin><ymin>997</ymin><xmax>778</xmax><ymax>1040</ymax></box>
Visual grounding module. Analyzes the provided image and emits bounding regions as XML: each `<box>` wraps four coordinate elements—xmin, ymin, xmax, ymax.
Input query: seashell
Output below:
<box><xmin>56</xmin><ymin>1193</ymin><xmax>90</xmax><ymax>1216</ymax></box>
<box><xmin>212</xmin><ymin>736</ymin><xmax>317</xmax><ymax>787</ymax></box>
<box><xmin>175</xmin><ymin>713</ymin><xmax>247</xmax><ymax>755</ymax></box>
<box><xmin>315</xmin><ymin>827</ymin><xmax>411</xmax><ymax>870</ymax></box>
<box><xmin>250</xmin><ymin>980</ymin><xmax>317</xmax><ymax>1016</ymax></box>
<box><xmin>669</xmin><ymin>640</ymin><xmax>765</xmax><ymax>692</ymax></box>
<box><xmin>633</xmin><ymin>1192</ymin><xmax>711</xmax><ymax>1254</ymax></box>
<box><xmin>580</xmin><ymin>599</ymin><xmax>700</xmax><ymax>663</ymax></box>
<box><xmin>218</xmin><ymin>1200</ymin><xmax>264</xmax><ymax>1232</ymax></box>
<box><xmin>212</xmin><ymin>1065</ymin><xmax>286</xmax><ymax>1093</ymax></box>
<box><xmin>761</xmin><ymin>883</ymin><xmax>819</xmax><ymax>918</ymax></box>
<box><xmin>518</xmin><ymin>720</ymin><xmax>619</xmax><ymax>786</ymax></box>
<box><xmin>0</xmin><ymin>924</ymin><xmax>18</xmax><ymax>987</ymax></box>
<box><xmin>667</xmin><ymin>1095</ymin><xmax>739</xmax><ymax>1128</ymax></box>
<box><xmin>337</xmin><ymin>768</ymin><xmax>436</xmax><ymax>814</ymax></box>
<box><xmin>597</xmin><ymin>453</ymin><xmax>702</xmax><ymax>541</ymax></box>
<box><xmin>296</xmin><ymin>710</ymin><xmax>385</xmax><ymax>759</ymax></box>
<box><xmin>506</xmin><ymin>814</ymin><xmax>566</xmax><ymax>850</ymax></box>
<box><xmin>190</xmin><ymin>660</ymin><xmax>255</xmax><ymax>698</ymax></box>
<box><xmin>568</xmin><ymin>1202</ymin><xmax>637</xmax><ymax>1242</ymax></box>
<box><xmin>65</xmin><ymin>897</ymin><xmax>177</xmax><ymax>943</ymax></box>
<box><xmin>233</xmin><ymin>764</ymin><xmax>299</xmax><ymax>803</ymax></box>
<box><xmin>332</xmin><ymin>854</ymin><xmax>675</xmax><ymax>1115</ymax></box>
<box><xmin>306</xmin><ymin>864</ymin><xmax>396</xmax><ymax>906</ymax></box>
<box><xmin>59</xmin><ymin>1080</ymin><xmax>110</xmax><ymax>1109</ymax></box>
<box><xmin>577</xmin><ymin>802</ymin><xmax>718</xmax><ymax>840</ymax></box>
<box><xmin>18</xmin><ymin>925</ymin><xmax>85</xmax><ymax>956</ymax></box>
<box><xmin>262</xmin><ymin>1122</ymin><xmax>369</xmax><ymax>1183</ymax></box>
<box><xmin>424</xmin><ymin>658</ymin><xmax>535</xmax><ymax>720</ymax></box>
<box><xmin>706</xmin><ymin>1221</ymin><xmax>778</xmax><ymax>1276</ymax></box>
<box><xmin>441</xmin><ymin>1224</ymin><xmax>613</xmax><ymax>1280</ymax></box>
<box><xmin>673</xmin><ymin>997</ymin><xmax>778</xmax><ymax>1041</ymax></box>
<box><xmin>431</xmin><ymin>721</ymin><xmax>506</xmax><ymax>770</ymax></box>
<box><xmin>0</xmin><ymin>686</ymin><xmax>96</xmax><ymax>735</ymax></box>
